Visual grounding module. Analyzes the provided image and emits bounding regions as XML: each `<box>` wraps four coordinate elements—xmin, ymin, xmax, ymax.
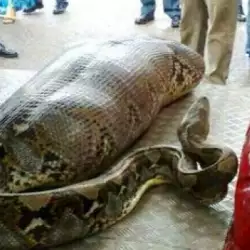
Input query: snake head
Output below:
<box><xmin>177</xmin><ymin>97</ymin><xmax>238</xmax><ymax>205</ymax></box>
<box><xmin>177</xmin><ymin>96</ymin><xmax>210</xmax><ymax>150</ymax></box>
<box><xmin>182</xmin><ymin>145</ymin><xmax>238</xmax><ymax>205</ymax></box>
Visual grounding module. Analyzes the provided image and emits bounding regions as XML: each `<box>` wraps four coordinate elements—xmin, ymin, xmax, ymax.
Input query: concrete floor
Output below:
<box><xmin>0</xmin><ymin>0</ymin><xmax>177</xmax><ymax>70</ymax></box>
<box><xmin>0</xmin><ymin>0</ymin><xmax>249</xmax><ymax>74</ymax></box>
<box><xmin>1</xmin><ymin>0</ymin><xmax>250</xmax><ymax>249</ymax></box>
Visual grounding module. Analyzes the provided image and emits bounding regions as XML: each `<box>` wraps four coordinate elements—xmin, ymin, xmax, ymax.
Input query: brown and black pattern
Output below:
<box><xmin>0</xmin><ymin>37</ymin><xmax>238</xmax><ymax>249</ymax></box>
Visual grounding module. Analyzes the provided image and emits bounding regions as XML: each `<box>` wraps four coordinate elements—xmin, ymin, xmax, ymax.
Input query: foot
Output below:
<box><xmin>0</xmin><ymin>43</ymin><xmax>18</xmax><ymax>58</ymax></box>
<box><xmin>134</xmin><ymin>13</ymin><xmax>154</xmax><ymax>25</ymax></box>
<box><xmin>204</xmin><ymin>75</ymin><xmax>226</xmax><ymax>85</ymax></box>
<box><xmin>53</xmin><ymin>1</ymin><xmax>68</xmax><ymax>15</ymax></box>
<box><xmin>171</xmin><ymin>16</ymin><xmax>180</xmax><ymax>28</ymax></box>
<box><xmin>23</xmin><ymin>2</ymin><xmax>44</xmax><ymax>13</ymax></box>
<box><xmin>2</xmin><ymin>6</ymin><xmax>16</xmax><ymax>24</ymax></box>
<box><xmin>237</xmin><ymin>13</ymin><xmax>246</xmax><ymax>22</ymax></box>
<box><xmin>238</xmin><ymin>5</ymin><xmax>246</xmax><ymax>22</ymax></box>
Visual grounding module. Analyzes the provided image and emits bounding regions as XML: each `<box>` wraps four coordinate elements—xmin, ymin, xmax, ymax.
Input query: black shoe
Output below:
<box><xmin>171</xmin><ymin>16</ymin><xmax>180</xmax><ymax>28</ymax></box>
<box><xmin>53</xmin><ymin>1</ymin><xmax>68</xmax><ymax>15</ymax></box>
<box><xmin>23</xmin><ymin>2</ymin><xmax>44</xmax><ymax>13</ymax></box>
<box><xmin>0</xmin><ymin>43</ymin><xmax>18</xmax><ymax>58</ymax></box>
<box><xmin>237</xmin><ymin>5</ymin><xmax>246</xmax><ymax>22</ymax></box>
<box><xmin>237</xmin><ymin>13</ymin><xmax>246</xmax><ymax>22</ymax></box>
<box><xmin>135</xmin><ymin>13</ymin><xmax>154</xmax><ymax>25</ymax></box>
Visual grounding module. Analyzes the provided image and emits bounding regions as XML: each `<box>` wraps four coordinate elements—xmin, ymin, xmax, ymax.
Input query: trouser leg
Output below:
<box><xmin>205</xmin><ymin>0</ymin><xmax>237</xmax><ymax>84</ymax></box>
<box><xmin>135</xmin><ymin>0</ymin><xmax>155</xmax><ymax>24</ymax></box>
<box><xmin>140</xmin><ymin>0</ymin><xmax>155</xmax><ymax>16</ymax></box>
<box><xmin>180</xmin><ymin>0</ymin><xmax>208</xmax><ymax>56</ymax></box>
<box><xmin>57</xmin><ymin>0</ymin><xmax>68</xmax><ymax>4</ymax></box>
<box><xmin>53</xmin><ymin>0</ymin><xmax>68</xmax><ymax>14</ymax></box>
<box><xmin>163</xmin><ymin>0</ymin><xmax>181</xmax><ymax>19</ymax></box>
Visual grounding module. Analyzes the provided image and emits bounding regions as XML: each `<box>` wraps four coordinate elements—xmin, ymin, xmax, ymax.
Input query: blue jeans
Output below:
<box><xmin>140</xmin><ymin>0</ymin><xmax>181</xmax><ymax>20</ymax></box>
<box><xmin>0</xmin><ymin>0</ymin><xmax>35</xmax><ymax>13</ymax></box>
<box><xmin>56</xmin><ymin>0</ymin><xmax>68</xmax><ymax>5</ymax></box>
<box><xmin>246</xmin><ymin>0</ymin><xmax>250</xmax><ymax>54</ymax></box>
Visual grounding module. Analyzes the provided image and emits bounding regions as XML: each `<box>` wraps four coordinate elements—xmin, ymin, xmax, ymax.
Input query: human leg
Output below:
<box><xmin>135</xmin><ymin>0</ymin><xmax>155</xmax><ymax>25</ymax></box>
<box><xmin>163</xmin><ymin>0</ymin><xmax>181</xmax><ymax>28</ymax></box>
<box><xmin>53</xmin><ymin>0</ymin><xmax>68</xmax><ymax>15</ymax></box>
<box><xmin>205</xmin><ymin>0</ymin><xmax>237</xmax><ymax>84</ymax></box>
<box><xmin>180</xmin><ymin>0</ymin><xmax>208</xmax><ymax>56</ymax></box>
<box><xmin>23</xmin><ymin>0</ymin><xmax>43</xmax><ymax>13</ymax></box>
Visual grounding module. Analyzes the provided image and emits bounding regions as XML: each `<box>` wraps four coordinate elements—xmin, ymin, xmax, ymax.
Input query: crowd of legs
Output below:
<box><xmin>23</xmin><ymin>0</ymin><xmax>69</xmax><ymax>15</ymax></box>
<box><xmin>134</xmin><ymin>0</ymin><xmax>249</xmax><ymax>84</ymax></box>
<box><xmin>0</xmin><ymin>0</ymin><xmax>69</xmax><ymax>58</ymax></box>
<box><xmin>0</xmin><ymin>0</ymin><xmax>69</xmax><ymax>16</ymax></box>
<box><xmin>1</xmin><ymin>0</ymin><xmax>250</xmax><ymax>84</ymax></box>
<box><xmin>135</xmin><ymin>0</ymin><xmax>181</xmax><ymax>28</ymax></box>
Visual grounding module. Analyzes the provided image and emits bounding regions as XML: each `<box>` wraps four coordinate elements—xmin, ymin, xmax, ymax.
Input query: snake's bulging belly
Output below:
<box><xmin>0</xmin><ymin>38</ymin><xmax>214</xmax><ymax>249</ymax></box>
<box><xmin>0</xmin><ymin>79</ymin><xmax>163</xmax><ymax>192</ymax></box>
<box><xmin>0</xmin><ymin>38</ymin><xmax>203</xmax><ymax>193</ymax></box>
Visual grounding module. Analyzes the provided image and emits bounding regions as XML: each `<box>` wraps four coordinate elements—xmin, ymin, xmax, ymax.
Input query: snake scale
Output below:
<box><xmin>0</xmin><ymin>37</ymin><xmax>238</xmax><ymax>249</ymax></box>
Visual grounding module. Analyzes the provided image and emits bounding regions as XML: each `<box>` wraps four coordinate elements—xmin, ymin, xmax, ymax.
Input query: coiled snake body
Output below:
<box><xmin>0</xmin><ymin>38</ymin><xmax>238</xmax><ymax>249</ymax></box>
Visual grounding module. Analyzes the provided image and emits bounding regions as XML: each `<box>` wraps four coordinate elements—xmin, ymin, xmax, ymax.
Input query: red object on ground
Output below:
<box><xmin>223</xmin><ymin>125</ymin><xmax>250</xmax><ymax>250</ymax></box>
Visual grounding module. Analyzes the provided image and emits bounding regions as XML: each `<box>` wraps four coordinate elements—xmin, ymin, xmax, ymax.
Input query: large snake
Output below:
<box><xmin>0</xmin><ymin>38</ymin><xmax>238</xmax><ymax>249</ymax></box>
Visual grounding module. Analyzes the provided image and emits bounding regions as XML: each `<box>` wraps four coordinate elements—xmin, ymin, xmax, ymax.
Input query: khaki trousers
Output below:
<box><xmin>180</xmin><ymin>0</ymin><xmax>237</xmax><ymax>84</ymax></box>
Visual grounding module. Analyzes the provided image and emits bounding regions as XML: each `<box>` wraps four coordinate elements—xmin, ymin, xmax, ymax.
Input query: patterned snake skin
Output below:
<box><xmin>0</xmin><ymin>37</ymin><xmax>238</xmax><ymax>249</ymax></box>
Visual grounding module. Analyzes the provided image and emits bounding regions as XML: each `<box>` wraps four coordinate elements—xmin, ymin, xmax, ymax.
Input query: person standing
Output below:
<box><xmin>135</xmin><ymin>0</ymin><xmax>181</xmax><ymax>28</ymax></box>
<box><xmin>180</xmin><ymin>0</ymin><xmax>237</xmax><ymax>85</ymax></box>
<box><xmin>23</xmin><ymin>0</ymin><xmax>68</xmax><ymax>14</ymax></box>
